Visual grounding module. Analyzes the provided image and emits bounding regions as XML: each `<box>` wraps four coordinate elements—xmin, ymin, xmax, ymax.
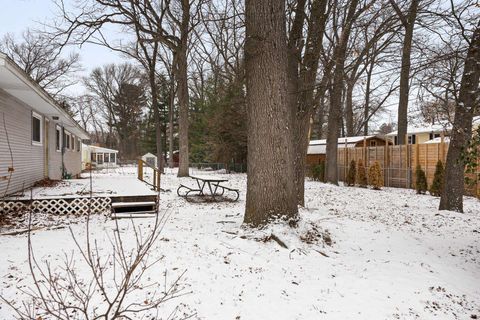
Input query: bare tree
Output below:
<box><xmin>243</xmin><ymin>0</ymin><xmax>298</xmax><ymax>226</ymax></box>
<box><xmin>0</xmin><ymin>29</ymin><xmax>81</xmax><ymax>97</ymax></box>
<box><xmin>389</xmin><ymin>0</ymin><xmax>421</xmax><ymax>145</ymax></box>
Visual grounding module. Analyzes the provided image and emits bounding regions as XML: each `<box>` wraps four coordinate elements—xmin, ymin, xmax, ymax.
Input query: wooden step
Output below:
<box><xmin>111</xmin><ymin>201</ymin><xmax>156</xmax><ymax>208</ymax></box>
<box><xmin>111</xmin><ymin>211</ymin><xmax>158</xmax><ymax>219</ymax></box>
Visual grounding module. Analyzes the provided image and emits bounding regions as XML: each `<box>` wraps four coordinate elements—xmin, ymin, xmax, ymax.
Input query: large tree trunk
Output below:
<box><xmin>363</xmin><ymin>54</ymin><xmax>375</xmax><ymax>136</ymax></box>
<box><xmin>345</xmin><ymin>79</ymin><xmax>355</xmax><ymax>136</ymax></box>
<box><xmin>439</xmin><ymin>22</ymin><xmax>480</xmax><ymax>213</ymax></box>
<box><xmin>244</xmin><ymin>0</ymin><xmax>298</xmax><ymax>226</ymax></box>
<box><xmin>291</xmin><ymin>0</ymin><xmax>328</xmax><ymax>206</ymax></box>
<box><xmin>168</xmin><ymin>70</ymin><xmax>175</xmax><ymax>169</ymax></box>
<box><xmin>325</xmin><ymin>0</ymin><xmax>359</xmax><ymax>184</ymax></box>
<box><xmin>394</xmin><ymin>0</ymin><xmax>420</xmax><ymax>145</ymax></box>
<box><xmin>150</xmin><ymin>70</ymin><xmax>164</xmax><ymax>173</ymax></box>
<box><xmin>176</xmin><ymin>0</ymin><xmax>191</xmax><ymax>177</ymax></box>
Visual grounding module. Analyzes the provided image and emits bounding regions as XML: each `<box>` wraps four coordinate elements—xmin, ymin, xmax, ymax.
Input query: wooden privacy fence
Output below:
<box><xmin>336</xmin><ymin>142</ymin><xmax>480</xmax><ymax>196</ymax></box>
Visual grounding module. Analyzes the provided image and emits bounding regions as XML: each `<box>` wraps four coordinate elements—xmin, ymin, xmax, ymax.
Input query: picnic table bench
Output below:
<box><xmin>177</xmin><ymin>175</ymin><xmax>239</xmax><ymax>202</ymax></box>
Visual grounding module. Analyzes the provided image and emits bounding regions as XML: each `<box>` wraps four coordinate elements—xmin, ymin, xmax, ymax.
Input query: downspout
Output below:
<box><xmin>61</xmin><ymin>126</ymin><xmax>65</xmax><ymax>179</ymax></box>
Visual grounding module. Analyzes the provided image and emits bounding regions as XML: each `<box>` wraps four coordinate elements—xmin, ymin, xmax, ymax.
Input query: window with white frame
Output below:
<box><xmin>55</xmin><ymin>125</ymin><xmax>62</xmax><ymax>151</ymax></box>
<box><xmin>77</xmin><ymin>138</ymin><xmax>81</xmax><ymax>152</ymax></box>
<box><xmin>71</xmin><ymin>135</ymin><xmax>75</xmax><ymax>151</ymax></box>
<box><xmin>32</xmin><ymin>112</ymin><xmax>42</xmax><ymax>145</ymax></box>
<box><xmin>65</xmin><ymin>131</ymin><xmax>71</xmax><ymax>149</ymax></box>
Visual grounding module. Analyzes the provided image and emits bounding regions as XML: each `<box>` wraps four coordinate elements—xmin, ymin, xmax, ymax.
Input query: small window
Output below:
<box><xmin>32</xmin><ymin>112</ymin><xmax>42</xmax><ymax>145</ymax></box>
<box><xmin>71</xmin><ymin>135</ymin><xmax>75</xmax><ymax>150</ymax></box>
<box><xmin>408</xmin><ymin>134</ymin><xmax>416</xmax><ymax>145</ymax></box>
<box><xmin>104</xmin><ymin>153</ymin><xmax>110</xmax><ymax>163</ymax></box>
<box><xmin>110</xmin><ymin>153</ymin><xmax>116</xmax><ymax>163</ymax></box>
<box><xmin>394</xmin><ymin>136</ymin><xmax>398</xmax><ymax>145</ymax></box>
<box><xmin>370</xmin><ymin>140</ymin><xmax>377</xmax><ymax>147</ymax></box>
<box><xmin>65</xmin><ymin>132</ymin><xmax>71</xmax><ymax>149</ymax></box>
<box><xmin>91</xmin><ymin>152</ymin><xmax>97</xmax><ymax>162</ymax></box>
<box><xmin>55</xmin><ymin>125</ymin><xmax>62</xmax><ymax>151</ymax></box>
<box><xmin>77</xmin><ymin>139</ymin><xmax>81</xmax><ymax>152</ymax></box>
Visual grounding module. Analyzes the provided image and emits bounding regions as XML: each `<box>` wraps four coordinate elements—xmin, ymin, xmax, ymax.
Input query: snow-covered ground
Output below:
<box><xmin>1</xmin><ymin>167</ymin><xmax>479</xmax><ymax>319</ymax></box>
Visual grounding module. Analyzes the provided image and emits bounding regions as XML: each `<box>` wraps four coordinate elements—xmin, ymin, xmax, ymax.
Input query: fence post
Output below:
<box><xmin>138</xmin><ymin>159</ymin><xmax>143</xmax><ymax>181</ymax></box>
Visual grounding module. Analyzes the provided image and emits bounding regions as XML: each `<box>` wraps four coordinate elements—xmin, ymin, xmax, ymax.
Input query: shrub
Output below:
<box><xmin>430</xmin><ymin>160</ymin><xmax>444</xmax><ymax>196</ymax></box>
<box><xmin>312</xmin><ymin>161</ymin><xmax>326</xmax><ymax>182</ymax></box>
<box><xmin>415</xmin><ymin>165</ymin><xmax>428</xmax><ymax>194</ymax></box>
<box><xmin>346</xmin><ymin>160</ymin><xmax>356</xmax><ymax>186</ymax></box>
<box><xmin>356</xmin><ymin>159</ymin><xmax>368</xmax><ymax>188</ymax></box>
<box><xmin>368</xmin><ymin>161</ymin><xmax>383</xmax><ymax>190</ymax></box>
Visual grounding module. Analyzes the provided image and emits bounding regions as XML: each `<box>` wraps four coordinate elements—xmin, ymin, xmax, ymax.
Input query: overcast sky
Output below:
<box><xmin>0</xmin><ymin>0</ymin><xmax>126</xmax><ymax>95</ymax></box>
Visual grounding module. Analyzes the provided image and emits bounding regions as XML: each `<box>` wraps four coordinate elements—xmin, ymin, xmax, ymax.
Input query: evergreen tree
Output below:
<box><xmin>430</xmin><ymin>160</ymin><xmax>445</xmax><ymax>196</ymax></box>
<box><xmin>356</xmin><ymin>159</ymin><xmax>367</xmax><ymax>188</ymax></box>
<box><xmin>368</xmin><ymin>161</ymin><xmax>383</xmax><ymax>190</ymax></box>
<box><xmin>346</xmin><ymin>160</ymin><xmax>356</xmax><ymax>186</ymax></box>
<box><xmin>415</xmin><ymin>165</ymin><xmax>428</xmax><ymax>194</ymax></box>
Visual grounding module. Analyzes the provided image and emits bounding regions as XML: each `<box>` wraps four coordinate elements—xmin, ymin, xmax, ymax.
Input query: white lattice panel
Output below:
<box><xmin>0</xmin><ymin>197</ymin><xmax>111</xmax><ymax>215</ymax></box>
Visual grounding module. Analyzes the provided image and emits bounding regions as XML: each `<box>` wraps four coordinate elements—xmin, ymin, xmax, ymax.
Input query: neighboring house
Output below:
<box><xmin>307</xmin><ymin>135</ymin><xmax>390</xmax><ymax>165</ymax></box>
<box><xmin>141</xmin><ymin>153</ymin><xmax>158</xmax><ymax>168</ymax></box>
<box><xmin>82</xmin><ymin>144</ymin><xmax>119</xmax><ymax>170</ymax></box>
<box><xmin>386</xmin><ymin>124</ymin><xmax>450</xmax><ymax>145</ymax></box>
<box><xmin>0</xmin><ymin>52</ymin><xmax>89</xmax><ymax>197</ymax></box>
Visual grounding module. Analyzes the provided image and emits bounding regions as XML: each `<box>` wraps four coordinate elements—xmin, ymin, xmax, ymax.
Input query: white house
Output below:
<box><xmin>0</xmin><ymin>52</ymin><xmax>89</xmax><ymax>197</ymax></box>
<box><xmin>386</xmin><ymin>124</ymin><xmax>450</xmax><ymax>145</ymax></box>
<box><xmin>82</xmin><ymin>144</ymin><xmax>119</xmax><ymax>170</ymax></box>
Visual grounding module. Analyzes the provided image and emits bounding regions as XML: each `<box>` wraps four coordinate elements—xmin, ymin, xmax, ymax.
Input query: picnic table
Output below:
<box><xmin>177</xmin><ymin>175</ymin><xmax>239</xmax><ymax>202</ymax></box>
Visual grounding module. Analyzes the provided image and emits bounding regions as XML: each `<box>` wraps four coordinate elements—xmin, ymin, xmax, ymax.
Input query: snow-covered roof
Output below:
<box><xmin>424</xmin><ymin>137</ymin><xmax>451</xmax><ymax>144</ymax></box>
<box><xmin>309</xmin><ymin>135</ymin><xmax>377</xmax><ymax>146</ymax></box>
<box><xmin>142</xmin><ymin>152</ymin><xmax>156</xmax><ymax>158</ymax></box>
<box><xmin>308</xmin><ymin>135</ymin><xmax>386</xmax><ymax>154</ymax></box>
<box><xmin>83</xmin><ymin>144</ymin><xmax>118</xmax><ymax>153</ymax></box>
<box><xmin>386</xmin><ymin>124</ymin><xmax>451</xmax><ymax>136</ymax></box>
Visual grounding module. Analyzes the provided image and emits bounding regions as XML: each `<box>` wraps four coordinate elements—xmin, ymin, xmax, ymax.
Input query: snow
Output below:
<box><xmin>386</xmin><ymin>124</ymin><xmax>450</xmax><ymax>136</ymax></box>
<box><xmin>4</xmin><ymin>167</ymin><xmax>156</xmax><ymax>200</ymax></box>
<box><xmin>1</xmin><ymin>167</ymin><xmax>479</xmax><ymax>319</ymax></box>
<box><xmin>425</xmin><ymin>137</ymin><xmax>451</xmax><ymax>144</ymax></box>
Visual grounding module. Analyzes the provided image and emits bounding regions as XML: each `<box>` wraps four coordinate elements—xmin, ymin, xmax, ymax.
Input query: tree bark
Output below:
<box><xmin>176</xmin><ymin>0</ymin><xmax>191</xmax><ymax>177</ymax></box>
<box><xmin>291</xmin><ymin>0</ymin><xmax>328</xmax><ymax>206</ymax></box>
<box><xmin>393</xmin><ymin>0</ymin><xmax>420</xmax><ymax>145</ymax></box>
<box><xmin>363</xmin><ymin>54</ymin><xmax>375</xmax><ymax>136</ymax></box>
<box><xmin>439</xmin><ymin>22</ymin><xmax>480</xmax><ymax>213</ymax></box>
<box><xmin>244</xmin><ymin>0</ymin><xmax>298</xmax><ymax>226</ymax></box>
<box><xmin>325</xmin><ymin>0</ymin><xmax>359</xmax><ymax>184</ymax></box>
<box><xmin>168</xmin><ymin>70</ymin><xmax>175</xmax><ymax>169</ymax></box>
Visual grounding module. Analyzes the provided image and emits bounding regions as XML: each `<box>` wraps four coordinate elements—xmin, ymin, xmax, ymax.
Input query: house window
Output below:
<box><xmin>32</xmin><ymin>112</ymin><xmax>42</xmax><ymax>145</ymax></box>
<box><xmin>370</xmin><ymin>140</ymin><xmax>377</xmax><ymax>147</ymax></box>
<box><xmin>110</xmin><ymin>153</ymin><xmax>116</xmax><ymax>163</ymax></box>
<box><xmin>71</xmin><ymin>135</ymin><xmax>75</xmax><ymax>150</ymax></box>
<box><xmin>394</xmin><ymin>136</ymin><xmax>398</xmax><ymax>145</ymax></box>
<box><xmin>408</xmin><ymin>134</ymin><xmax>416</xmax><ymax>145</ymax></box>
<box><xmin>77</xmin><ymin>139</ymin><xmax>81</xmax><ymax>152</ymax></box>
<box><xmin>91</xmin><ymin>152</ymin><xmax>97</xmax><ymax>162</ymax></box>
<box><xmin>55</xmin><ymin>125</ymin><xmax>62</xmax><ymax>151</ymax></box>
<box><xmin>65</xmin><ymin>132</ymin><xmax>71</xmax><ymax>149</ymax></box>
<box><xmin>104</xmin><ymin>153</ymin><xmax>110</xmax><ymax>163</ymax></box>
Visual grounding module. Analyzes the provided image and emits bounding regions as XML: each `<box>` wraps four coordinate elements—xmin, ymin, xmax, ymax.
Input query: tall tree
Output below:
<box><xmin>439</xmin><ymin>18</ymin><xmax>480</xmax><ymax>212</ymax></box>
<box><xmin>244</xmin><ymin>0</ymin><xmax>298</xmax><ymax>226</ymax></box>
<box><xmin>389</xmin><ymin>0</ymin><xmax>421</xmax><ymax>145</ymax></box>
<box><xmin>325</xmin><ymin>0</ymin><xmax>361</xmax><ymax>184</ymax></box>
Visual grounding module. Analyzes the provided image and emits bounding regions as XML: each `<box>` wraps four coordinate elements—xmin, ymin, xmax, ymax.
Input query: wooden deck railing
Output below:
<box><xmin>137</xmin><ymin>159</ymin><xmax>161</xmax><ymax>191</ymax></box>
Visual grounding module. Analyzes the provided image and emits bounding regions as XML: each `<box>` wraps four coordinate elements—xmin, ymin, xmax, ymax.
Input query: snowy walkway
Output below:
<box><xmin>0</xmin><ymin>168</ymin><xmax>479</xmax><ymax>319</ymax></box>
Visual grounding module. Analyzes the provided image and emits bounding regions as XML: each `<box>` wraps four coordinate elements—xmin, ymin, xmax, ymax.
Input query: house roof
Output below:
<box><xmin>83</xmin><ymin>144</ymin><xmax>118</xmax><ymax>153</ymax></box>
<box><xmin>424</xmin><ymin>137</ymin><xmax>450</xmax><ymax>144</ymax></box>
<box><xmin>0</xmin><ymin>52</ymin><xmax>89</xmax><ymax>139</ymax></box>
<box><xmin>308</xmin><ymin>135</ymin><xmax>386</xmax><ymax>155</ymax></box>
<box><xmin>142</xmin><ymin>152</ymin><xmax>156</xmax><ymax>158</ymax></box>
<box><xmin>385</xmin><ymin>123</ymin><xmax>450</xmax><ymax>136</ymax></box>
